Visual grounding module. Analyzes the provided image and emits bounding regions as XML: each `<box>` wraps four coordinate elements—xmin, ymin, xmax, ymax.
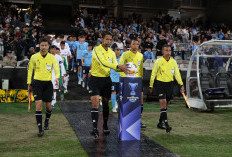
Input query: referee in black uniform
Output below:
<box><xmin>27</xmin><ymin>38</ymin><xmax>60</xmax><ymax>137</ymax></box>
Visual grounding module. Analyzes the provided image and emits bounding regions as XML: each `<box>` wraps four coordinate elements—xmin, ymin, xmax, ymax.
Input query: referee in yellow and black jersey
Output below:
<box><xmin>89</xmin><ymin>31</ymin><xmax>128</xmax><ymax>138</ymax></box>
<box><xmin>27</xmin><ymin>38</ymin><xmax>60</xmax><ymax>137</ymax></box>
<box><xmin>119</xmin><ymin>38</ymin><xmax>147</xmax><ymax>129</ymax></box>
<box><xmin>149</xmin><ymin>44</ymin><xmax>184</xmax><ymax>133</ymax></box>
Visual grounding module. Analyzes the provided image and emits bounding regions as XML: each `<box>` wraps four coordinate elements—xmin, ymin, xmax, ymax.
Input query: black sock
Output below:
<box><xmin>159</xmin><ymin>109</ymin><xmax>163</xmax><ymax>124</ymax></box>
<box><xmin>45</xmin><ymin>110</ymin><xmax>52</xmax><ymax>123</ymax></box>
<box><xmin>141</xmin><ymin>104</ymin><xmax>144</xmax><ymax>115</ymax></box>
<box><xmin>161</xmin><ymin>109</ymin><xmax>169</xmax><ymax>126</ymax></box>
<box><xmin>116</xmin><ymin>94</ymin><xmax>120</xmax><ymax>103</ymax></box>
<box><xmin>91</xmin><ymin>108</ymin><xmax>98</xmax><ymax>129</ymax></box>
<box><xmin>103</xmin><ymin>104</ymin><xmax>109</xmax><ymax>127</ymax></box>
<box><xmin>35</xmin><ymin>111</ymin><xmax>42</xmax><ymax>131</ymax></box>
<box><xmin>86</xmin><ymin>78</ymin><xmax>89</xmax><ymax>86</ymax></box>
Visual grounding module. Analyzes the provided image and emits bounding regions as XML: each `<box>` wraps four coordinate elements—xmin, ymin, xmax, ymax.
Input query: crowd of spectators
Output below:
<box><xmin>0</xmin><ymin>2</ymin><xmax>44</xmax><ymax>67</ymax></box>
<box><xmin>1</xmin><ymin>3</ymin><xmax>232</xmax><ymax>68</ymax></box>
<box><xmin>71</xmin><ymin>8</ymin><xmax>232</xmax><ymax>62</ymax></box>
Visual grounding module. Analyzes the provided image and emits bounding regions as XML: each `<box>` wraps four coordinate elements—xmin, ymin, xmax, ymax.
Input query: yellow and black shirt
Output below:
<box><xmin>27</xmin><ymin>52</ymin><xmax>60</xmax><ymax>84</ymax></box>
<box><xmin>91</xmin><ymin>44</ymin><xmax>119</xmax><ymax>77</ymax></box>
<box><xmin>119</xmin><ymin>50</ymin><xmax>143</xmax><ymax>78</ymax></box>
<box><xmin>149</xmin><ymin>56</ymin><xmax>183</xmax><ymax>87</ymax></box>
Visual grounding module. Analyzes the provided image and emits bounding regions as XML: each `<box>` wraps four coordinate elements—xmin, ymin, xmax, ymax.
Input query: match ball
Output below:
<box><xmin>126</xmin><ymin>62</ymin><xmax>137</xmax><ymax>77</ymax></box>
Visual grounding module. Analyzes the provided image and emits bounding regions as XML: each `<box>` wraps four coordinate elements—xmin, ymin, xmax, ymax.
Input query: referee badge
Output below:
<box><xmin>138</xmin><ymin>61</ymin><xmax>141</xmax><ymax>66</ymax></box>
<box><xmin>109</xmin><ymin>59</ymin><xmax>112</xmax><ymax>63</ymax></box>
<box><xmin>46</xmin><ymin>65</ymin><xmax>52</xmax><ymax>71</ymax></box>
<box><xmin>171</xmin><ymin>68</ymin><xmax>174</xmax><ymax>74</ymax></box>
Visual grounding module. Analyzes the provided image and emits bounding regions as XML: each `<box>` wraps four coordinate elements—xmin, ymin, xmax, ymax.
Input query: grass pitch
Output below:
<box><xmin>1</xmin><ymin>100</ymin><xmax>232</xmax><ymax>157</ymax></box>
<box><xmin>140</xmin><ymin>100</ymin><xmax>232</xmax><ymax>157</ymax></box>
<box><xmin>0</xmin><ymin>102</ymin><xmax>88</xmax><ymax>157</ymax></box>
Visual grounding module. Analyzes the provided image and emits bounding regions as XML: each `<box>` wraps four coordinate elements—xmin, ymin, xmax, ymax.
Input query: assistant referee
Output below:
<box><xmin>89</xmin><ymin>31</ymin><xmax>128</xmax><ymax>138</ymax></box>
<box><xmin>27</xmin><ymin>38</ymin><xmax>60</xmax><ymax>137</ymax></box>
<box><xmin>149</xmin><ymin>44</ymin><xmax>184</xmax><ymax>133</ymax></box>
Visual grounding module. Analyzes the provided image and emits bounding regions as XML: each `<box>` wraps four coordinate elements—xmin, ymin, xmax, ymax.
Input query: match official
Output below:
<box><xmin>89</xmin><ymin>31</ymin><xmax>128</xmax><ymax>138</ymax></box>
<box><xmin>119</xmin><ymin>38</ymin><xmax>147</xmax><ymax>128</ymax></box>
<box><xmin>27</xmin><ymin>38</ymin><xmax>60</xmax><ymax>137</ymax></box>
<box><xmin>149</xmin><ymin>45</ymin><xmax>184</xmax><ymax>133</ymax></box>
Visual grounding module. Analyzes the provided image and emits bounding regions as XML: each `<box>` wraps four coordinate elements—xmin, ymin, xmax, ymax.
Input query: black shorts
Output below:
<box><xmin>111</xmin><ymin>82</ymin><xmax>120</xmax><ymax>94</ymax></box>
<box><xmin>32</xmin><ymin>80</ymin><xmax>53</xmax><ymax>102</ymax></box>
<box><xmin>156</xmin><ymin>81</ymin><xmax>174</xmax><ymax>102</ymax></box>
<box><xmin>83</xmin><ymin>66</ymin><xmax>90</xmax><ymax>74</ymax></box>
<box><xmin>76</xmin><ymin>59</ymin><xmax>82</xmax><ymax>67</ymax></box>
<box><xmin>89</xmin><ymin>76</ymin><xmax>112</xmax><ymax>98</ymax></box>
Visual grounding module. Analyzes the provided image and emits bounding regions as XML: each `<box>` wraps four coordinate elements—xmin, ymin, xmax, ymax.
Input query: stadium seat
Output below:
<box><xmin>227</xmin><ymin>77</ymin><xmax>232</xmax><ymax>96</ymax></box>
<box><xmin>3</xmin><ymin>66</ymin><xmax>15</xmax><ymax>68</ymax></box>
<box><xmin>144</xmin><ymin>59</ymin><xmax>155</xmax><ymax>70</ymax></box>
<box><xmin>174</xmin><ymin>56</ymin><xmax>182</xmax><ymax>60</ymax></box>
<box><xmin>200</xmin><ymin>66</ymin><xmax>215</xmax><ymax>92</ymax></box>
<box><xmin>216</xmin><ymin>67</ymin><xmax>231</xmax><ymax>96</ymax></box>
<box><xmin>17</xmin><ymin>59</ymin><xmax>29</xmax><ymax>67</ymax></box>
<box><xmin>176</xmin><ymin>60</ymin><xmax>183</xmax><ymax>64</ymax></box>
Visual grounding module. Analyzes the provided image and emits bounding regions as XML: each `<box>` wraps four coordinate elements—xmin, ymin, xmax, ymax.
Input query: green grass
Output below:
<box><xmin>2</xmin><ymin>101</ymin><xmax>232</xmax><ymax>157</ymax></box>
<box><xmin>140</xmin><ymin>100</ymin><xmax>232</xmax><ymax>157</ymax></box>
<box><xmin>0</xmin><ymin>103</ymin><xmax>88</xmax><ymax>157</ymax></box>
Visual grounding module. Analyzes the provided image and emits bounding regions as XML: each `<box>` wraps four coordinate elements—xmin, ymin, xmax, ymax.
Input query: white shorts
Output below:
<box><xmin>52</xmin><ymin>79</ymin><xmax>59</xmax><ymax>89</ymax></box>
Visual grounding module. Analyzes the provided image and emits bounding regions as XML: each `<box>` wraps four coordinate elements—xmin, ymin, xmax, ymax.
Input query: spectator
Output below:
<box><xmin>224</xmin><ymin>47</ymin><xmax>231</xmax><ymax>56</ymax></box>
<box><xmin>10</xmin><ymin>16</ymin><xmax>21</xmax><ymax>28</ymax></box>
<box><xmin>24</xmin><ymin>11</ymin><xmax>30</xmax><ymax>26</ymax></box>
<box><xmin>2</xmin><ymin>50</ymin><xmax>16</xmax><ymax>67</ymax></box>
<box><xmin>143</xmin><ymin>48</ymin><xmax>154</xmax><ymax>61</ymax></box>
<box><xmin>156</xmin><ymin>35</ymin><xmax>167</xmax><ymax>57</ymax></box>
<box><xmin>28</xmin><ymin>47</ymin><xmax>35</xmax><ymax>60</ymax></box>
<box><xmin>28</xmin><ymin>30</ymin><xmax>37</xmax><ymax>49</ymax></box>
<box><xmin>168</xmin><ymin>39</ymin><xmax>177</xmax><ymax>58</ymax></box>
<box><xmin>115</xmin><ymin>38</ymin><xmax>124</xmax><ymax>50</ymax></box>
<box><xmin>144</xmin><ymin>37</ymin><xmax>154</xmax><ymax>50</ymax></box>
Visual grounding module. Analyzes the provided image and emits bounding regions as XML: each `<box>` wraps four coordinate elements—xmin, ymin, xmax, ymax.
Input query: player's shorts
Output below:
<box><xmin>52</xmin><ymin>79</ymin><xmax>59</xmax><ymax>89</ymax></box>
<box><xmin>32</xmin><ymin>80</ymin><xmax>53</xmax><ymax>102</ymax></box>
<box><xmin>156</xmin><ymin>80</ymin><xmax>174</xmax><ymax>102</ymax></box>
<box><xmin>89</xmin><ymin>76</ymin><xmax>112</xmax><ymax>98</ymax></box>
<box><xmin>111</xmin><ymin>82</ymin><xmax>120</xmax><ymax>94</ymax></box>
<box><xmin>83</xmin><ymin>66</ymin><xmax>90</xmax><ymax>74</ymax></box>
<box><xmin>76</xmin><ymin>59</ymin><xmax>82</xmax><ymax>67</ymax></box>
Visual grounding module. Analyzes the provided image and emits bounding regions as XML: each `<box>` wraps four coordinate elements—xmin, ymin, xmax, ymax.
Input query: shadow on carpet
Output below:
<box><xmin>59</xmin><ymin>102</ymin><xmax>177</xmax><ymax>157</ymax></box>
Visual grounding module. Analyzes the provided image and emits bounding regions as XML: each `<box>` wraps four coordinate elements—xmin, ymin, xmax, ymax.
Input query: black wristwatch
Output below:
<box><xmin>117</xmin><ymin>65</ymin><xmax>119</xmax><ymax>69</ymax></box>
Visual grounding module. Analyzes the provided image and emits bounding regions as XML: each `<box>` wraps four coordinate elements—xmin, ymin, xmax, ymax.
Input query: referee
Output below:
<box><xmin>89</xmin><ymin>31</ymin><xmax>128</xmax><ymax>138</ymax></box>
<box><xmin>149</xmin><ymin>45</ymin><xmax>184</xmax><ymax>133</ymax></box>
<box><xmin>27</xmin><ymin>38</ymin><xmax>60</xmax><ymax>137</ymax></box>
<box><xmin>119</xmin><ymin>38</ymin><xmax>147</xmax><ymax>128</ymax></box>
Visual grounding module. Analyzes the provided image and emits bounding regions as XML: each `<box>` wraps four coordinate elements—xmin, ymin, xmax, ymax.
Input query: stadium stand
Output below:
<box><xmin>1</xmin><ymin>1</ymin><xmax>232</xmax><ymax>91</ymax></box>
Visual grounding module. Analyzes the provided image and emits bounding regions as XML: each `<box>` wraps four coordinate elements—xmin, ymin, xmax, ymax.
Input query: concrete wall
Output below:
<box><xmin>207</xmin><ymin>0</ymin><xmax>232</xmax><ymax>24</ymax></box>
<box><xmin>40</xmin><ymin>0</ymin><xmax>72</xmax><ymax>6</ymax></box>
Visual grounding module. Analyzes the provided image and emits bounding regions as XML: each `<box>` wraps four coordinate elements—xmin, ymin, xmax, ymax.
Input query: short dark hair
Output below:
<box><xmin>39</xmin><ymin>38</ymin><xmax>50</xmax><ymax>44</ymax></box>
<box><xmin>79</xmin><ymin>35</ymin><xmax>85</xmax><ymax>38</ymax></box>
<box><xmin>60</xmin><ymin>41</ymin><xmax>65</xmax><ymax>45</ymax></box>
<box><xmin>102</xmin><ymin>31</ymin><xmax>112</xmax><ymax>38</ymax></box>
<box><xmin>130</xmin><ymin>38</ymin><xmax>139</xmax><ymax>44</ymax></box>
<box><xmin>88</xmin><ymin>41</ymin><xmax>94</xmax><ymax>47</ymax></box>
<box><xmin>162</xmin><ymin>44</ymin><xmax>171</xmax><ymax>50</ymax></box>
<box><xmin>111</xmin><ymin>43</ymin><xmax>119</xmax><ymax>51</ymax></box>
<box><xmin>56</xmin><ymin>47</ymin><xmax>60</xmax><ymax>50</ymax></box>
<box><xmin>67</xmin><ymin>36</ymin><xmax>72</xmax><ymax>40</ymax></box>
<box><xmin>50</xmin><ymin>45</ymin><xmax>57</xmax><ymax>49</ymax></box>
<box><xmin>59</xmin><ymin>34</ymin><xmax>64</xmax><ymax>39</ymax></box>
